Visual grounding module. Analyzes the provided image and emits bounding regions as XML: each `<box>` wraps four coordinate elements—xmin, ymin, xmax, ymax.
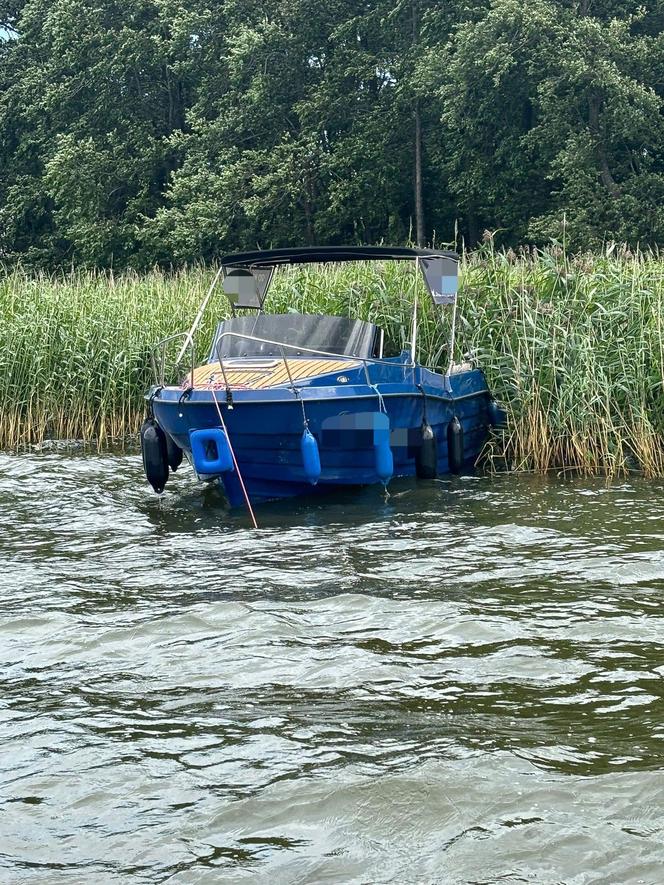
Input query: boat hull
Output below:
<box><xmin>151</xmin><ymin>364</ymin><xmax>494</xmax><ymax>507</ymax></box>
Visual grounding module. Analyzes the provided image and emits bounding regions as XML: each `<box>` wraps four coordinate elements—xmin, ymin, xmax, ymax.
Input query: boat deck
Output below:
<box><xmin>187</xmin><ymin>358</ymin><xmax>361</xmax><ymax>390</ymax></box>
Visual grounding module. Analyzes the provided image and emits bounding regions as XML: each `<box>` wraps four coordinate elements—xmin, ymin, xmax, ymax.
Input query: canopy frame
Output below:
<box><xmin>177</xmin><ymin>245</ymin><xmax>460</xmax><ymax>371</ymax></box>
<box><xmin>219</xmin><ymin>246</ymin><xmax>459</xmax><ymax>313</ymax></box>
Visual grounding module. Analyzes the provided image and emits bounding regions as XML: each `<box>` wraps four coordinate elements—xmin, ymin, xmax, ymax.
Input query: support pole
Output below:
<box><xmin>446</xmin><ymin>294</ymin><xmax>458</xmax><ymax>377</ymax></box>
<box><xmin>176</xmin><ymin>265</ymin><xmax>224</xmax><ymax>366</ymax></box>
<box><xmin>410</xmin><ymin>293</ymin><xmax>418</xmax><ymax>364</ymax></box>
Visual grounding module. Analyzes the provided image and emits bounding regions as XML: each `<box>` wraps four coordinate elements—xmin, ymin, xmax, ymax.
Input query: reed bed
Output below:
<box><xmin>2</xmin><ymin>248</ymin><xmax>664</xmax><ymax>476</ymax></box>
<box><xmin>0</xmin><ymin>266</ymin><xmax>215</xmax><ymax>448</ymax></box>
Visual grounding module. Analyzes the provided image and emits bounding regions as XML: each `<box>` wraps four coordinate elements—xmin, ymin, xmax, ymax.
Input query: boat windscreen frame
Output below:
<box><xmin>208</xmin><ymin>313</ymin><xmax>381</xmax><ymax>361</ymax></box>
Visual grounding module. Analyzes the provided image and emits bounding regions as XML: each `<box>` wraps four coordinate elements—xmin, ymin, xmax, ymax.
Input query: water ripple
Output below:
<box><xmin>1</xmin><ymin>453</ymin><xmax>664</xmax><ymax>882</ymax></box>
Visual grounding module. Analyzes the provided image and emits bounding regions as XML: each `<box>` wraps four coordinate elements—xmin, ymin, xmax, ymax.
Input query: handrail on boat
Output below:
<box><xmin>149</xmin><ymin>332</ymin><xmax>196</xmax><ymax>388</ymax></box>
<box><xmin>209</xmin><ymin>332</ymin><xmax>466</xmax><ymax>376</ymax></box>
<box><xmin>209</xmin><ymin>330</ymin><xmax>408</xmax><ymax>412</ymax></box>
<box><xmin>212</xmin><ymin>330</ymin><xmax>414</xmax><ymax>370</ymax></box>
<box><xmin>150</xmin><ymin>327</ymin><xmax>466</xmax><ymax>393</ymax></box>
<box><xmin>211</xmin><ymin>330</ymin><xmax>418</xmax><ymax>395</ymax></box>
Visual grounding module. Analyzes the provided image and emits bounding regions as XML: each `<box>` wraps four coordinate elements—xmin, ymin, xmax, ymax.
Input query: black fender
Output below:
<box><xmin>447</xmin><ymin>416</ymin><xmax>464</xmax><ymax>474</ymax></box>
<box><xmin>140</xmin><ymin>417</ymin><xmax>169</xmax><ymax>493</ymax></box>
<box><xmin>415</xmin><ymin>420</ymin><xmax>438</xmax><ymax>479</ymax></box>
<box><xmin>165</xmin><ymin>433</ymin><xmax>183</xmax><ymax>472</ymax></box>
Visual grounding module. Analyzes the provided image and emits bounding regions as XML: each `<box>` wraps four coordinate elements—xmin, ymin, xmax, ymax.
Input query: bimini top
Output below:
<box><xmin>220</xmin><ymin>245</ymin><xmax>459</xmax><ymax>310</ymax></box>
<box><xmin>220</xmin><ymin>245</ymin><xmax>458</xmax><ymax>268</ymax></box>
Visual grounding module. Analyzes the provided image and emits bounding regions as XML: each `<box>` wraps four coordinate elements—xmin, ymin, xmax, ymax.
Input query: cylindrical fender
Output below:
<box><xmin>487</xmin><ymin>398</ymin><xmax>507</xmax><ymax>428</ymax></box>
<box><xmin>301</xmin><ymin>428</ymin><xmax>321</xmax><ymax>485</ymax></box>
<box><xmin>375</xmin><ymin>440</ymin><xmax>394</xmax><ymax>482</ymax></box>
<box><xmin>373</xmin><ymin>413</ymin><xmax>394</xmax><ymax>483</ymax></box>
<box><xmin>190</xmin><ymin>428</ymin><xmax>234</xmax><ymax>474</ymax></box>
<box><xmin>447</xmin><ymin>416</ymin><xmax>464</xmax><ymax>474</ymax></box>
<box><xmin>166</xmin><ymin>433</ymin><xmax>183</xmax><ymax>472</ymax></box>
<box><xmin>416</xmin><ymin>420</ymin><xmax>438</xmax><ymax>479</ymax></box>
<box><xmin>140</xmin><ymin>417</ymin><xmax>169</xmax><ymax>493</ymax></box>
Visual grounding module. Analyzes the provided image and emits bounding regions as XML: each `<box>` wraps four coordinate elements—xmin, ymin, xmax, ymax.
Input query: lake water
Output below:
<box><xmin>2</xmin><ymin>452</ymin><xmax>664</xmax><ymax>883</ymax></box>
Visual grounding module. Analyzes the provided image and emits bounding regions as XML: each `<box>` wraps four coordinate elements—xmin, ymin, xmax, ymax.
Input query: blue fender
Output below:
<box><xmin>190</xmin><ymin>428</ymin><xmax>234</xmax><ymax>474</ymax></box>
<box><xmin>373</xmin><ymin>413</ymin><xmax>394</xmax><ymax>483</ymax></box>
<box><xmin>301</xmin><ymin>428</ymin><xmax>321</xmax><ymax>485</ymax></box>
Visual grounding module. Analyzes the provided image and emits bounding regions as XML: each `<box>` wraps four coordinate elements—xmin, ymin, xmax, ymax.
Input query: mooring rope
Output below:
<box><xmin>210</xmin><ymin>387</ymin><xmax>258</xmax><ymax>530</ymax></box>
<box><xmin>370</xmin><ymin>383</ymin><xmax>387</xmax><ymax>414</ymax></box>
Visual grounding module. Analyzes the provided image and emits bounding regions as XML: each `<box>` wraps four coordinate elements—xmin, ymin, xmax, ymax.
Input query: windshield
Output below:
<box><xmin>208</xmin><ymin>314</ymin><xmax>379</xmax><ymax>360</ymax></box>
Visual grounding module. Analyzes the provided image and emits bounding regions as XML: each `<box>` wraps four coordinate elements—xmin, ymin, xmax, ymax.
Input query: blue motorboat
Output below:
<box><xmin>142</xmin><ymin>246</ymin><xmax>503</xmax><ymax>514</ymax></box>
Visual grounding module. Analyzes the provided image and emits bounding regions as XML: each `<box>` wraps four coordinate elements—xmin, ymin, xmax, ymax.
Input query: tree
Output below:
<box><xmin>433</xmin><ymin>0</ymin><xmax>664</xmax><ymax>247</ymax></box>
<box><xmin>1</xmin><ymin>0</ymin><xmax>663</xmax><ymax>266</ymax></box>
<box><xmin>528</xmin><ymin>8</ymin><xmax>664</xmax><ymax>247</ymax></box>
<box><xmin>0</xmin><ymin>0</ymin><xmax>200</xmax><ymax>265</ymax></box>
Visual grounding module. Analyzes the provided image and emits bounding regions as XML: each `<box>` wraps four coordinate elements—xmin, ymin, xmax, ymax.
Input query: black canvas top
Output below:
<box><xmin>221</xmin><ymin>246</ymin><xmax>458</xmax><ymax>268</ymax></box>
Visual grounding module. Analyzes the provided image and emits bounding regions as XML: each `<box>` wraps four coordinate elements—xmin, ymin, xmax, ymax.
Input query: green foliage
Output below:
<box><xmin>1</xmin><ymin>0</ymin><xmax>663</xmax><ymax>264</ymax></box>
<box><xmin>459</xmin><ymin>245</ymin><xmax>664</xmax><ymax>475</ymax></box>
<box><xmin>434</xmin><ymin>0</ymin><xmax>664</xmax><ymax>247</ymax></box>
<box><xmin>0</xmin><ymin>0</ymin><xmax>198</xmax><ymax>265</ymax></box>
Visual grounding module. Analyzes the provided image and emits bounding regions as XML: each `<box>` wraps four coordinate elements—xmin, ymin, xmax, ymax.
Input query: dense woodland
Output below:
<box><xmin>1</xmin><ymin>0</ymin><xmax>663</xmax><ymax>268</ymax></box>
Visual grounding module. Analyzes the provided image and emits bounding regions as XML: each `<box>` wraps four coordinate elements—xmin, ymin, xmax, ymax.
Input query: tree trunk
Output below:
<box><xmin>588</xmin><ymin>95</ymin><xmax>621</xmax><ymax>199</ymax></box>
<box><xmin>467</xmin><ymin>210</ymin><xmax>478</xmax><ymax>247</ymax></box>
<box><xmin>412</xmin><ymin>0</ymin><xmax>425</xmax><ymax>246</ymax></box>
<box><xmin>302</xmin><ymin>168</ymin><xmax>315</xmax><ymax>245</ymax></box>
<box><xmin>414</xmin><ymin>100</ymin><xmax>425</xmax><ymax>247</ymax></box>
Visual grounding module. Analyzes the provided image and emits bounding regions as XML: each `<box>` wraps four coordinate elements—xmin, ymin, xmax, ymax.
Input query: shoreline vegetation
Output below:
<box><xmin>2</xmin><ymin>246</ymin><xmax>664</xmax><ymax>477</ymax></box>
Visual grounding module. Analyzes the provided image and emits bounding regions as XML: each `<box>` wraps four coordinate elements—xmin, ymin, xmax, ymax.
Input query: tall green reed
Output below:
<box><xmin>459</xmin><ymin>246</ymin><xmax>664</xmax><ymax>475</ymax></box>
<box><xmin>1</xmin><ymin>249</ymin><xmax>663</xmax><ymax>476</ymax></box>
<box><xmin>0</xmin><ymin>265</ymin><xmax>215</xmax><ymax>447</ymax></box>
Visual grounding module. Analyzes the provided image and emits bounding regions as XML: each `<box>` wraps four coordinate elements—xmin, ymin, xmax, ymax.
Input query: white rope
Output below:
<box><xmin>370</xmin><ymin>383</ymin><xmax>387</xmax><ymax>414</ymax></box>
